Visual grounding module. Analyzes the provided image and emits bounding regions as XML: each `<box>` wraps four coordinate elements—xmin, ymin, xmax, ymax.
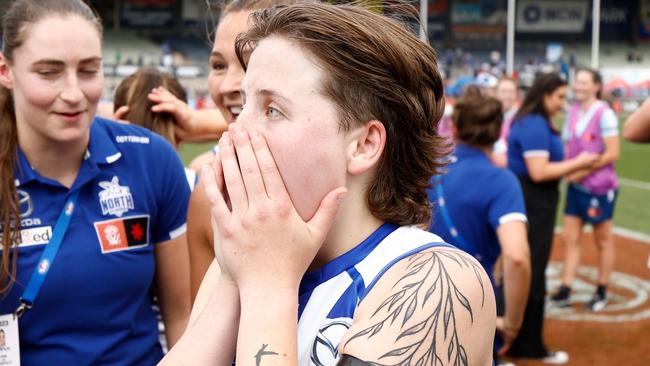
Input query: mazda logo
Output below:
<box><xmin>18</xmin><ymin>190</ymin><xmax>33</xmax><ymax>218</ymax></box>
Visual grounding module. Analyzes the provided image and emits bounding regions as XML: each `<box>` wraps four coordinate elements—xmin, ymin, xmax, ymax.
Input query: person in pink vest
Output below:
<box><xmin>551</xmin><ymin>68</ymin><xmax>620</xmax><ymax>312</ymax></box>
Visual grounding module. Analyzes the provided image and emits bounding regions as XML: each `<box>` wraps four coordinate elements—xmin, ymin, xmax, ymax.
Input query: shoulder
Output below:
<box><xmin>93</xmin><ymin>116</ymin><xmax>174</xmax><ymax>152</ymax></box>
<box><xmin>340</xmin><ymin>246</ymin><xmax>495</xmax><ymax>365</ymax></box>
<box><xmin>487</xmin><ymin>166</ymin><xmax>520</xmax><ymax>190</ymax></box>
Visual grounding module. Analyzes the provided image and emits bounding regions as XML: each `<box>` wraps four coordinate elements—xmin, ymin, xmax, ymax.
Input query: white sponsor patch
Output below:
<box><xmin>115</xmin><ymin>135</ymin><xmax>150</xmax><ymax>144</ymax></box>
<box><xmin>17</xmin><ymin>226</ymin><xmax>52</xmax><ymax>247</ymax></box>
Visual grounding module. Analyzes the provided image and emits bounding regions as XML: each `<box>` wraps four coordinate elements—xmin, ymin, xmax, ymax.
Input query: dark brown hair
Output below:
<box><xmin>113</xmin><ymin>68</ymin><xmax>187</xmax><ymax>146</ymax></box>
<box><xmin>514</xmin><ymin>72</ymin><xmax>567</xmax><ymax>132</ymax></box>
<box><xmin>0</xmin><ymin>0</ymin><xmax>102</xmax><ymax>293</ymax></box>
<box><xmin>453</xmin><ymin>94</ymin><xmax>503</xmax><ymax>147</ymax></box>
<box><xmin>235</xmin><ymin>3</ymin><xmax>447</xmax><ymax>226</ymax></box>
<box><xmin>222</xmin><ymin>0</ymin><xmax>308</xmax><ymax>15</ymax></box>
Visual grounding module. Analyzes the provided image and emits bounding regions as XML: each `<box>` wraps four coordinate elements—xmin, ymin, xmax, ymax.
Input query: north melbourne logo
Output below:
<box><xmin>98</xmin><ymin>176</ymin><xmax>134</xmax><ymax>217</ymax></box>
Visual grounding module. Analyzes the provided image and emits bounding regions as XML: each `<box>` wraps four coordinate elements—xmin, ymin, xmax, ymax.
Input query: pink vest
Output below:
<box><xmin>566</xmin><ymin>102</ymin><xmax>618</xmax><ymax>194</ymax></box>
<box><xmin>499</xmin><ymin>107</ymin><xmax>517</xmax><ymax>142</ymax></box>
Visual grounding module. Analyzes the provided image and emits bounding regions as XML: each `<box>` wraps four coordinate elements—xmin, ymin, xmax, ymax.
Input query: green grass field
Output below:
<box><xmin>179</xmin><ymin>116</ymin><xmax>650</xmax><ymax>236</ymax></box>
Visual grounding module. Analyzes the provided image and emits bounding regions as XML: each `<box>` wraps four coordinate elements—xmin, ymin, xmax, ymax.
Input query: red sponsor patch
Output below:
<box><xmin>94</xmin><ymin>215</ymin><xmax>150</xmax><ymax>253</ymax></box>
<box><xmin>587</xmin><ymin>207</ymin><xmax>601</xmax><ymax>218</ymax></box>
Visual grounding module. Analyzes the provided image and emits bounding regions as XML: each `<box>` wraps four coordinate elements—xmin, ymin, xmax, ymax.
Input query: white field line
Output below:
<box><xmin>619</xmin><ymin>177</ymin><xmax>650</xmax><ymax>191</ymax></box>
<box><xmin>555</xmin><ymin>226</ymin><xmax>650</xmax><ymax>245</ymax></box>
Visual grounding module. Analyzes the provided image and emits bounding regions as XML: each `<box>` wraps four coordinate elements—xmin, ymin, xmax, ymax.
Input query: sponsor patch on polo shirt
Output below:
<box><xmin>94</xmin><ymin>215</ymin><xmax>149</xmax><ymax>254</ymax></box>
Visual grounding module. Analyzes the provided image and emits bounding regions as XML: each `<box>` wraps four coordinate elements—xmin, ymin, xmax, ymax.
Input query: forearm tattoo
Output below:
<box><xmin>254</xmin><ymin>344</ymin><xmax>279</xmax><ymax>365</ymax></box>
<box><xmin>344</xmin><ymin>250</ymin><xmax>486</xmax><ymax>366</ymax></box>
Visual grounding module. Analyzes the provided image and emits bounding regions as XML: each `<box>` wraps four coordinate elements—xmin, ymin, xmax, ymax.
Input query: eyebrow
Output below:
<box><xmin>32</xmin><ymin>57</ymin><xmax>102</xmax><ymax>67</ymax></box>
<box><xmin>257</xmin><ymin>88</ymin><xmax>292</xmax><ymax>105</ymax></box>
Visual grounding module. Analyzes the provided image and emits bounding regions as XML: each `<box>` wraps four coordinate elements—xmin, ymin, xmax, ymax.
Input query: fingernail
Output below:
<box><xmin>336</xmin><ymin>190</ymin><xmax>347</xmax><ymax>201</ymax></box>
<box><xmin>220</xmin><ymin>132</ymin><xmax>231</xmax><ymax>147</ymax></box>
<box><xmin>249</xmin><ymin>130</ymin><xmax>263</xmax><ymax>147</ymax></box>
<box><xmin>200</xmin><ymin>165</ymin><xmax>212</xmax><ymax>179</ymax></box>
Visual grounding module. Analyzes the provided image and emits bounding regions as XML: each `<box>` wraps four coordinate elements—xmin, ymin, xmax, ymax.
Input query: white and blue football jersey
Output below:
<box><xmin>297</xmin><ymin>223</ymin><xmax>453</xmax><ymax>366</ymax></box>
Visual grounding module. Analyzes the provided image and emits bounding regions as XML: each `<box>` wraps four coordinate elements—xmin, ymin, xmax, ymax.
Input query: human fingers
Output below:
<box><xmin>212</xmin><ymin>150</ymin><xmax>231</xmax><ymax>211</ymax></box>
<box><xmin>229</xmin><ymin>124</ymin><xmax>267</xmax><ymax>203</ymax></box>
<box><xmin>248</xmin><ymin>129</ymin><xmax>290</xmax><ymax>201</ymax></box>
<box><xmin>307</xmin><ymin>187</ymin><xmax>347</xmax><ymax>235</ymax></box>
<box><xmin>497</xmin><ymin>339</ymin><xmax>513</xmax><ymax>357</ymax></box>
<box><xmin>113</xmin><ymin>105</ymin><xmax>130</xmax><ymax>122</ymax></box>
<box><xmin>151</xmin><ymin>101</ymin><xmax>179</xmax><ymax>114</ymax></box>
<box><xmin>218</xmin><ymin>132</ymin><xmax>248</xmax><ymax>213</ymax></box>
<box><xmin>201</xmin><ymin>164</ymin><xmax>231</xmax><ymax>228</ymax></box>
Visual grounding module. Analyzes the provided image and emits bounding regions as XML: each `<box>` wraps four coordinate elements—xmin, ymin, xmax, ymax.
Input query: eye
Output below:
<box><xmin>211</xmin><ymin>62</ymin><xmax>226</xmax><ymax>72</ymax></box>
<box><xmin>37</xmin><ymin>69</ymin><xmax>57</xmax><ymax>76</ymax></box>
<box><xmin>80</xmin><ymin>69</ymin><xmax>99</xmax><ymax>76</ymax></box>
<box><xmin>266</xmin><ymin>106</ymin><xmax>284</xmax><ymax>119</ymax></box>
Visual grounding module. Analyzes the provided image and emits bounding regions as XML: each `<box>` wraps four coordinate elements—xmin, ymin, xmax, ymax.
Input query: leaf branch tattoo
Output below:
<box><xmin>255</xmin><ymin>344</ymin><xmax>279</xmax><ymax>366</ymax></box>
<box><xmin>344</xmin><ymin>250</ymin><xmax>486</xmax><ymax>366</ymax></box>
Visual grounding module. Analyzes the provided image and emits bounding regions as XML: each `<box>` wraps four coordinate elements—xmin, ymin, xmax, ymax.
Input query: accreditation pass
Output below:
<box><xmin>0</xmin><ymin>313</ymin><xmax>20</xmax><ymax>365</ymax></box>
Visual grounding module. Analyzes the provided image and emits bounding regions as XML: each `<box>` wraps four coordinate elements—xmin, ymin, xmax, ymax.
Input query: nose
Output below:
<box><xmin>219</xmin><ymin>66</ymin><xmax>244</xmax><ymax>97</ymax></box>
<box><xmin>60</xmin><ymin>72</ymin><xmax>83</xmax><ymax>104</ymax></box>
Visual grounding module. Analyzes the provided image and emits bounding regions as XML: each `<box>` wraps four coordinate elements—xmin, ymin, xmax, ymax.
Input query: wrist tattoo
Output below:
<box><xmin>254</xmin><ymin>344</ymin><xmax>279</xmax><ymax>366</ymax></box>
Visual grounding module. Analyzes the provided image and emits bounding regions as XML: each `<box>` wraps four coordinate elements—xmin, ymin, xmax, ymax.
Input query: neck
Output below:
<box><xmin>456</xmin><ymin>141</ymin><xmax>491</xmax><ymax>155</ymax></box>
<box><xmin>18</xmin><ymin>134</ymin><xmax>88</xmax><ymax>188</ymax></box>
<box><xmin>310</xmin><ymin>178</ymin><xmax>383</xmax><ymax>271</ymax></box>
<box><xmin>580</xmin><ymin>97</ymin><xmax>597</xmax><ymax>110</ymax></box>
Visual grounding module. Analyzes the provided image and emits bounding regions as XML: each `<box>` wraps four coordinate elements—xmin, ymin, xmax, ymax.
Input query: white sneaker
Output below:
<box><xmin>585</xmin><ymin>294</ymin><xmax>608</xmax><ymax>312</ymax></box>
<box><xmin>497</xmin><ymin>361</ymin><xmax>516</xmax><ymax>366</ymax></box>
<box><xmin>541</xmin><ymin>351</ymin><xmax>569</xmax><ymax>364</ymax></box>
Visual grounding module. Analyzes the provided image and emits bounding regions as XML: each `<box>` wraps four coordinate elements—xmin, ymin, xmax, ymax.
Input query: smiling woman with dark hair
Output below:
<box><xmin>506</xmin><ymin>72</ymin><xmax>598</xmax><ymax>363</ymax></box>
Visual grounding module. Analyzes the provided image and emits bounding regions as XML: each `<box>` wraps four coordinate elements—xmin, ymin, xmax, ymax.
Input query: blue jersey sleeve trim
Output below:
<box><xmin>358</xmin><ymin>241</ymin><xmax>455</xmax><ymax>302</ymax></box>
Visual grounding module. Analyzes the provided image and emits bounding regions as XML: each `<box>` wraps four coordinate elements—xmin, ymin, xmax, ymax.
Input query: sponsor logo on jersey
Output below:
<box><xmin>310</xmin><ymin>318</ymin><xmax>352</xmax><ymax>366</ymax></box>
<box><xmin>98</xmin><ymin>176</ymin><xmax>134</xmax><ymax>217</ymax></box>
<box><xmin>94</xmin><ymin>215</ymin><xmax>149</xmax><ymax>254</ymax></box>
<box><xmin>115</xmin><ymin>135</ymin><xmax>150</xmax><ymax>144</ymax></box>
<box><xmin>0</xmin><ymin>226</ymin><xmax>52</xmax><ymax>248</ymax></box>
<box><xmin>18</xmin><ymin>190</ymin><xmax>33</xmax><ymax>218</ymax></box>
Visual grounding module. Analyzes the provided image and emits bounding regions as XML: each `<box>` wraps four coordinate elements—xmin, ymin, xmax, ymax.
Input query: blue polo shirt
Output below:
<box><xmin>428</xmin><ymin>144</ymin><xmax>527</xmax><ymax>278</ymax></box>
<box><xmin>0</xmin><ymin>117</ymin><xmax>190</xmax><ymax>365</ymax></box>
<box><xmin>507</xmin><ymin>114</ymin><xmax>564</xmax><ymax>178</ymax></box>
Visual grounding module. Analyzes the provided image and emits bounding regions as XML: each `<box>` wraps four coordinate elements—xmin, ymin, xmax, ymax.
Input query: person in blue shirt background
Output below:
<box><xmin>428</xmin><ymin>87</ymin><xmax>531</xmax><ymax>363</ymax></box>
<box><xmin>506</xmin><ymin>73</ymin><xmax>597</xmax><ymax>363</ymax></box>
<box><xmin>0</xmin><ymin>0</ymin><xmax>191</xmax><ymax>364</ymax></box>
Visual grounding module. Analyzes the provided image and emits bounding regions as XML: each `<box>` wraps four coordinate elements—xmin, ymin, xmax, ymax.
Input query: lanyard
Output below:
<box><xmin>434</xmin><ymin>176</ymin><xmax>478</xmax><ymax>259</ymax></box>
<box><xmin>16</xmin><ymin>190</ymin><xmax>81</xmax><ymax>318</ymax></box>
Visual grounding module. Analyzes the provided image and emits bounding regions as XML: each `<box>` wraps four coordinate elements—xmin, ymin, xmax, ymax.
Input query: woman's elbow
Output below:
<box><xmin>528</xmin><ymin>170</ymin><xmax>546</xmax><ymax>183</ymax></box>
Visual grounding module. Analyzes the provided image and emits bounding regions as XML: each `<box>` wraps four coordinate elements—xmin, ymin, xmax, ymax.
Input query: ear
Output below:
<box><xmin>346</xmin><ymin>120</ymin><xmax>386</xmax><ymax>176</ymax></box>
<box><xmin>450</xmin><ymin>121</ymin><xmax>458</xmax><ymax>140</ymax></box>
<box><xmin>0</xmin><ymin>53</ymin><xmax>13</xmax><ymax>89</ymax></box>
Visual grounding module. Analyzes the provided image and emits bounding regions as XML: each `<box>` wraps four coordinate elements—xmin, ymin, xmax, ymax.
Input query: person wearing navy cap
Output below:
<box><xmin>428</xmin><ymin>88</ymin><xmax>531</xmax><ymax>364</ymax></box>
<box><xmin>0</xmin><ymin>1</ymin><xmax>191</xmax><ymax>364</ymax></box>
<box><xmin>506</xmin><ymin>73</ymin><xmax>597</xmax><ymax>364</ymax></box>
